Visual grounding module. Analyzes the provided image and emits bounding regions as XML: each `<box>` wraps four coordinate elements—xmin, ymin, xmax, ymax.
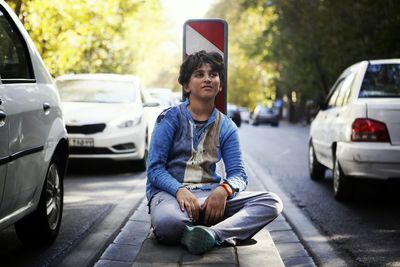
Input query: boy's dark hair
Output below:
<box><xmin>178</xmin><ymin>50</ymin><xmax>224</xmax><ymax>97</ymax></box>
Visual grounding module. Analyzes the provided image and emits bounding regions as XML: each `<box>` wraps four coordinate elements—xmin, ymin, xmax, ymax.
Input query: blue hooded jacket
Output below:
<box><xmin>146</xmin><ymin>100</ymin><xmax>248</xmax><ymax>202</ymax></box>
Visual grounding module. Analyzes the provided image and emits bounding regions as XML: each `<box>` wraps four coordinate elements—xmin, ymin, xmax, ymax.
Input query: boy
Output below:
<box><xmin>146</xmin><ymin>50</ymin><xmax>282</xmax><ymax>255</ymax></box>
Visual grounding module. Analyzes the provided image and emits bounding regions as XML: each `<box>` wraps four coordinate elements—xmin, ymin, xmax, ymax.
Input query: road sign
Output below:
<box><xmin>183</xmin><ymin>19</ymin><xmax>228</xmax><ymax>114</ymax></box>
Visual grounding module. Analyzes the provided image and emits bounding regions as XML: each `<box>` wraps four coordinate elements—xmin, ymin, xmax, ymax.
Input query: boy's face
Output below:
<box><xmin>184</xmin><ymin>63</ymin><xmax>222</xmax><ymax>102</ymax></box>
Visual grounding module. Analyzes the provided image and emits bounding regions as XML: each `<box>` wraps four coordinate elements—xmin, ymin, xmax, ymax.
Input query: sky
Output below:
<box><xmin>160</xmin><ymin>0</ymin><xmax>217</xmax><ymax>40</ymax></box>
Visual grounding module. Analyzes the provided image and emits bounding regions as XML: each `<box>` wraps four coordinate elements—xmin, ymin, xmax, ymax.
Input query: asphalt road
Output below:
<box><xmin>239</xmin><ymin>122</ymin><xmax>400</xmax><ymax>266</ymax></box>
<box><xmin>0</xmin><ymin>160</ymin><xmax>146</xmax><ymax>267</ymax></box>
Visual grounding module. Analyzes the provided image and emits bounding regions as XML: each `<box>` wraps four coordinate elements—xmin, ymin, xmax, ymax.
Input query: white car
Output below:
<box><xmin>309</xmin><ymin>59</ymin><xmax>400</xmax><ymax>200</ymax></box>
<box><xmin>56</xmin><ymin>73</ymin><xmax>157</xmax><ymax>170</ymax></box>
<box><xmin>0</xmin><ymin>1</ymin><xmax>68</xmax><ymax>245</ymax></box>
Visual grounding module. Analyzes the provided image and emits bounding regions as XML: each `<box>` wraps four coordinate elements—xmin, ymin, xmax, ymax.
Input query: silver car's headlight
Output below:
<box><xmin>117</xmin><ymin>116</ymin><xmax>142</xmax><ymax>128</ymax></box>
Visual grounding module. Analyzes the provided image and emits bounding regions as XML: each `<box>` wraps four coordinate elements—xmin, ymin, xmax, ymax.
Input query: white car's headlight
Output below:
<box><xmin>117</xmin><ymin>116</ymin><xmax>142</xmax><ymax>128</ymax></box>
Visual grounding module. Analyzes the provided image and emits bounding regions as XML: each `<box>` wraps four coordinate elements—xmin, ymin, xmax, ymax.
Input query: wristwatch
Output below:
<box><xmin>219</xmin><ymin>183</ymin><xmax>233</xmax><ymax>196</ymax></box>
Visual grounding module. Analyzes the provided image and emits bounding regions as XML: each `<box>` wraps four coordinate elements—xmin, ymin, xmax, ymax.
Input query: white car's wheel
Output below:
<box><xmin>136</xmin><ymin>133</ymin><xmax>148</xmax><ymax>171</ymax></box>
<box><xmin>333</xmin><ymin>156</ymin><xmax>353</xmax><ymax>201</ymax></box>
<box><xmin>308</xmin><ymin>142</ymin><xmax>326</xmax><ymax>180</ymax></box>
<box><xmin>15</xmin><ymin>155</ymin><xmax>64</xmax><ymax>246</ymax></box>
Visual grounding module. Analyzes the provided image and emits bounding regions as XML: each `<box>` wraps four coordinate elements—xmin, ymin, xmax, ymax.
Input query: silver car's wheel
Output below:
<box><xmin>46</xmin><ymin>162</ymin><xmax>62</xmax><ymax>230</ymax></box>
<box><xmin>333</xmin><ymin>156</ymin><xmax>353</xmax><ymax>201</ymax></box>
<box><xmin>308</xmin><ymin>143</ymin><xmax>325</xmax><ymax>180</ymax></box>
<box><xmin>15</xmin><ymin>155</ymin><xmax>64</xmax><ymax>246</ymax></box>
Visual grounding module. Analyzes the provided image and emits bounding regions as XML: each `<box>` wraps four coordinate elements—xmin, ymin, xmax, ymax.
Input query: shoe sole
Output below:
<box><xmin>181</xmin><ymin>226</ymin><xmax>215</xmax><ymax>255</ymax></box>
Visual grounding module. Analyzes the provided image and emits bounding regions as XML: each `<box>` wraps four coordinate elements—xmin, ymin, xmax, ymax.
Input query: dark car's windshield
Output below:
<box><xmin>57</xmin><ymin>80</ymin><xmax>137</xmax><ymax>103</ymax></box>
<box><xmin>359</xmin><ymin>63</ymin><xmax>400</xmax><ymax>98</ymax></box>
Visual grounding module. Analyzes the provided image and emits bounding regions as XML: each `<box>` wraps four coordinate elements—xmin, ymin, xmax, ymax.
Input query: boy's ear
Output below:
<box><xmin>183</xmin><ymin>84</ymin><xmax>190</xmax><ymax>93</ymax></box>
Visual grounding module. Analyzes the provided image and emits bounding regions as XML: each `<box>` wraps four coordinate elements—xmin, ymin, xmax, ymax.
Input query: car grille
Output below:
<box><xmin>69</xmin><ymin>146</ymin><xmax>136</xmax><ymax>155</ymax></box>
<box><xmin>69</xmin><ymin>147</ymin><xmax>115</xmax><ymax>154</ymax></box>
<box><xmin>66</xmin><ymin>124</ymin><xmax>106</xmax><ymax>134</ymax></box>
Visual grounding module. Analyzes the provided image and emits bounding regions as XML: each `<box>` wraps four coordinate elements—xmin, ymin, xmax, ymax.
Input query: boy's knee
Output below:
<box><xmin>259</xmin><ymin>192</ymin><xmax>283</xmax><ymax>218</ymax></box>
<box><xmin>152</xmin><ymin>212</ymin><xmax>186</xmax><ymax>245</ymax></box>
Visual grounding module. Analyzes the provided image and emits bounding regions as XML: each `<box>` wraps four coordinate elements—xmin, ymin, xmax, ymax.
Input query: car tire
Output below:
<box><xmin>333</xmin><ymin>156</ymin><xmax>353</xmax><ymax>201</ymax></box>
<box><xmin>308</xmin><ymin>143</ymin><xmax>326</xmax><ymax>180</ymax></box>
<box><xmin>136</xmin><ymin>135</ymin><xmax>148</xmax><ymax>171</ymax></box>
<box><xmin>15</xmin><ymin>155</ymin><xmax>64</xmax><ymax>246</ymax></box>
<box><xmin>271</xmin><ymin>122</ymin><xmax>279</xmax><ymax>127</ymax></box>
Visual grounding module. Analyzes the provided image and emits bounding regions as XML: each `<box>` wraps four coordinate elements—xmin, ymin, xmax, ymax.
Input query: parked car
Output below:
<box><xmin>227</xmin><ymin>104</ymin><xmax>241</xmax><ymax>127</ymax></box>
<box><xmin>145</xmin><ymin>88</ymin><xmax>176</xmax><ymax>140</ymax></box>
<box><xmin>147</xmin><ymin>88</ymin><xmax>176</xmax><ymax>108</ymax></box>
<box><xmin>0</xmin><ymin>1</ymin><xmax>69</xmax><ymax>245</ymax></box>
<box><xmin>309</xmin><ymin>59</ymin><xmax>400</xmax><ymax>201</ymax></box>
<box><xmin>250</xmin><ymin>105</ymin><xmax>280</xmax><ymax>126</ymax></box>
<box><xmin>239</xmin><ymin>107</ymin><xmax>250</xmax><ymax>123</ymax></box>
<box><xmin>56</xmin><ymin>73</ymin><xmax>158</xmax><ymax>170</ymax></box>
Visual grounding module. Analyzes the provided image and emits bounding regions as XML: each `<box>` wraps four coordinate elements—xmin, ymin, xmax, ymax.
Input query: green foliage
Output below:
<box><xmin>243</xmin><ymin>0</ymin><xmax>400</xmax><ymax>104</ymax></box>
<box><xmin>7</xmin><ymin>0</ymin><xmax>171</xmax><ymax>86</ymax></box>
<box><xmin>208</xmin><ymin>0</ymin><xmax>279</xmax><ymax>110</ymax></box>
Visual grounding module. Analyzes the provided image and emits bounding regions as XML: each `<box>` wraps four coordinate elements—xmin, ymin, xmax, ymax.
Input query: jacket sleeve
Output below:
<box><xmin>146</xmin><ymin>110</ymin><xmax>182</xmax><ymax>197</ymax></box>
<box><xmin>220</xmin><ymin>119</ymin><xmax>248</xmax><ymax>192</ymax></box>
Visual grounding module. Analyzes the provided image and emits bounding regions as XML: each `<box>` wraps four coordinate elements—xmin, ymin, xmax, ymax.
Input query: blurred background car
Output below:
<box><xmin>0</xmin><ymin>1</ymin><xmax>68</xmax><ymax>246</ymax></box>
<box><xmin>309</xmin><ymin>59</ymin><xmax>400</xmax><ymax>201</ymax></box>
<box><xmin>147</xmin><ymin>88</ymin><xmax>176</xmax><ymax>108</ymax></box>
<box><xmin>239</xmin><ymin>107</ymin><xmax>250</xmax><ymax>123</ymax></box>
<box><xmin>227</xmin><ymin>104</ymin><xmax>242</xmax><ymax>127</ymax></box>
<box><xmin>250</xmin><ymin>105</ymin><xmax>280</xmax><ymax>126</ymax></box>
<box><xmin>56</xmin><ymin>73</ymin><xmax>158</xmax><ymax>170</ymax></box>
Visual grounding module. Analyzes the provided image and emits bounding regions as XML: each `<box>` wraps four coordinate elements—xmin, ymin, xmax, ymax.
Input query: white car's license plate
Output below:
<box><xmin>69</xmin><ymin>138</ymin><xmax>94</xmax><ymax>147</ymax></box>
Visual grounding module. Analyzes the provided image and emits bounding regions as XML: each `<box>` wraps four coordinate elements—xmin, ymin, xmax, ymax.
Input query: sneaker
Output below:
<box><xmin>181</xmin><ymin>225</ymin><xmax>216</xmax><ymax>255</ymax></box>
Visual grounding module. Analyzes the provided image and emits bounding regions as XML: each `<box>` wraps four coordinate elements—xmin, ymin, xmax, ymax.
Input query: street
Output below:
<box><xmin>0</xmin><ymin>122</ymin><xmax>399</xmax><ymax>266</ymax></box>
<box><xmin>239</xmin><ymin>122</ymin><xmax>400</xmax><ymax>266</ymax></box>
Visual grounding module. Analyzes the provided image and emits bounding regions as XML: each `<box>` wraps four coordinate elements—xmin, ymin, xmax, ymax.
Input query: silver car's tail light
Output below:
<box><xmin>351</xmin><ymin>118</ymin><xmax>390</xmax><ymax>142</ymax></box>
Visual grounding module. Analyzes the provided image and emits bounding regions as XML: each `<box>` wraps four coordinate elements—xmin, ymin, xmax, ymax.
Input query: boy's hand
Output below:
<box><xmin>176</xmin><ymin>187</ymin><xmax>200</xmax><ymax>222</ymax></box>
<box><xmin>201</xmin><ymin>186</ymin><xmax>228</xmax><ymax>226</ymax></box>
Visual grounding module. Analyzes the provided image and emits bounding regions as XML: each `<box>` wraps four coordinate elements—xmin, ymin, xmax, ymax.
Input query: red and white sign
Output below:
<box><xmin>183</xmin><ymin>19</ymin><xmax>228</xmax><ymax>114</ymax></box>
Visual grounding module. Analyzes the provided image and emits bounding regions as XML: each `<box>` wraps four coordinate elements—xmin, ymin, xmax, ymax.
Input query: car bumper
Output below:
<box><xmin>337</xmin><ymin>142</ymin><xmax>400</xmax><ymax>179</ymax></box>
<box><xmin>68</xmin><ymin>126</ymin><xmax>146</xmax><ymax>161</ymax></box>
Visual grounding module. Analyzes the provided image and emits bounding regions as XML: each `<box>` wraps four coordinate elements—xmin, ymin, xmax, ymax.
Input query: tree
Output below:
<box><xmin>207</xmin><ymin>0</ymin><xmax>279</xmax><ymax>109</ymax></box>
<box><xmin>7</xmin><ymin>0</ymin><xmax>172</xmax><ymax>87</ymax></box>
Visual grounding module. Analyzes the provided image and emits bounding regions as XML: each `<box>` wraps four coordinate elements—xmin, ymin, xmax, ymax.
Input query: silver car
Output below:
<box><xmin>0</xmin><ymin>1</ymin><xmax>68</xmax><ymax>245</ymax></box>
<box><xmin>309</xmin><ymin>59</ymin><xmax>400</xmax><ymax>200</ymax></box>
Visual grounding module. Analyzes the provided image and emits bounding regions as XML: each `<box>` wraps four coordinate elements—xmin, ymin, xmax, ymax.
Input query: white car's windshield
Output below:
<box><xmin>57</xmin><ymin>80</ymin><xmax>137</xmax><ymax>103</ymax></box>
<box><xmin>359</xmin><ymin>63</ymin><xmax>400</xmax><ymax>98</ymax></box>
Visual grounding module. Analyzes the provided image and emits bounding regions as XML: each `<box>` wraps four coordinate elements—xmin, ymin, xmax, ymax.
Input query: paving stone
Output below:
<box><xmin>113</xmin><ymin>228</ymin><xmax>149</xmax><ymax>246</ymax></box>
<box><xmin>275</xmin><ymin>242</ymin><xmax>310</xmax><ymax>259</ymax></box>
<box><xmin>270</xmin><ymin>230</ymin><xmax>300</xmax><ymax>244</ymax></box>
<box><xmin>266</xmin><ymin>219</ymin><xmax>292</xmax><ymax>232</ymax></box>
<box><xmin>133</xmin><ymin>263</ymin><xmax>179</xmax><ymax>267</ymax></box>
<box><xmin>274</xmin><ymin>214</ymin><xmax>287</xmax><ymax>221</ymax></box>
<box><xmin>182</xmin><ymin>246</ymin><xmax>237</xmax><ymax>265</ymax></box>
<box><xmin>100</xmin><ymin>243</ymin><xmax>140</xmax><ymax>262</ymax></box>
<box><xmin>236</xmin><ymin>229</ymin><xmax>284</xmax><ymax>267</ymax></box>
<box><xmin>129</xmin><ymin>210</ymin><xmax>151</xmax><ymax>222</ymax></box>
<box><xmin>183</xmin><ymin>264</ymin><xmax>237</xmax><ymax>267</ymax></box>
<box><xmin>94</xmin><ymin>259</ymin><xmax>133</xmax><ymax>267</ymax></box>
<box><xmin>284</xmin><ymin>256</ymin><xmax>317</xmax><ymax>267</ymax></box>
<box><xmin>121</xmin><ymin>219</ymin><xmax>151</xmax><ymax>233</ymax></box>
<box><xmin>133</xmin><ymin>237</ymin><xmax>183</xmax><ymax>265</ymax></box>
<box><xmin>137</xmin><ymin>200</ymin><xmax>149</xmax><ymax>211</ymax></box>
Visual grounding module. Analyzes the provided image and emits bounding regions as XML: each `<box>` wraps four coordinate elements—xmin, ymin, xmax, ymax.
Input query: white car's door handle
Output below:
<box><xmin>43</xmin><ymin>102</ymin><xmax>51</xmax><ymax>114</ymax></box>
<box><xmin>0</xmin><ymin>110</ymin><xmax>6</xmax><ymax>126</ymax></box>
